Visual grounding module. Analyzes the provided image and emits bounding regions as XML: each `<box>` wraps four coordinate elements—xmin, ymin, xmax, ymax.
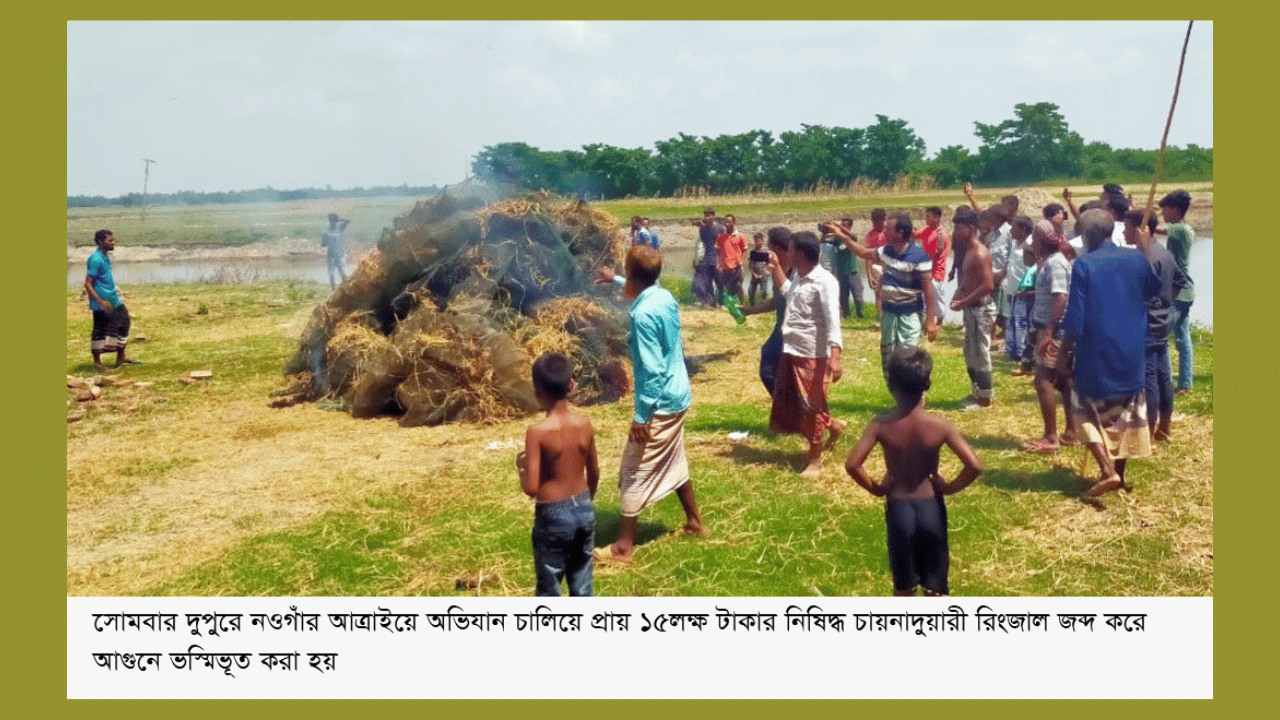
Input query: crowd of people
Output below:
<box><xmin>519</xmin><ymin>183</ymin><xmax>1197</xmax><ymax>597</ymax></box>
<box><xmin>81</xmin><ymin>186</ymin><xmax>1200</xmax><ymax>598</ymax></box>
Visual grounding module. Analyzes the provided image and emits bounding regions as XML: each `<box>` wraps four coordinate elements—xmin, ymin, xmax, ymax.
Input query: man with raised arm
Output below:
<box><xmin>594</xmin><ymin>246</ymin><xmax>708</xmax><ymax>561</ymax></box>
<box><xmin>826</xmin><ymin>214</ymin><xmax>937</xmax><ymax>381</ymax></box>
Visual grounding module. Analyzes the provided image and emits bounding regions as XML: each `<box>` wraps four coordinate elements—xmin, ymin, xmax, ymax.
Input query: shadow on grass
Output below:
<box><xmin>592</xmin><ymin>509</ymin><xmax>668</xmax><ymax>549</ymax></box>
<box><xmin>685</xmin><ymin>351</ymin><xmax>738</xmax><ymax>377</ymax></box>
<box><xmin>963</xmin><ymin>433</ymin><xmax>1026</xmax><ymax>452</ymax></box>
<box><xmin>981</xmin><ymin>465</ymin><xmax>1091</xmax><ymax>499</ymax></box>
<box><xmin>686</xmin><ymin>415</ymin><xmax>770</xmax><ymax>434</ymax></box>
<box><xmin>686</xmin><ymin>403</ymin><xmax>770</xmax><ymax>434</ymax></box>
<box><xmin>828</xmin><ymin>398</ymin><xmax>891</xmax><ymax>418</ymax></box>
<box><xmin>712</xmin><ymin>442</ymin><xmax>802</xmax><ymax>471</ymax></box>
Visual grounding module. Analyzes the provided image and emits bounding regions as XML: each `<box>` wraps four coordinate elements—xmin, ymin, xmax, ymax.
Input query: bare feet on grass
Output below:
<box><xmin>672</xmin><ymin>520</ymin><xmax>709</xmax><ymax>538</ymax></box>
<box><xmin>799</xmin><ymin>463</ymin><xmax>823</xmax><ymax>479</ymax></box>
<box><xmin>824</xmin><ymin>419</ymin><xmax>846</xmax><ymax>451</ymax></box>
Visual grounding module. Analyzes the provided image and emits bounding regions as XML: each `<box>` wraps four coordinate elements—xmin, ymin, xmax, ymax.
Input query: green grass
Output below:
<box><xmin>67</xmin><ymin>279</ymin><xmax>1212</xmax><ymax>598</ymax></box>
<box><xmin>148</xmin><ymin>508</ymin><xmax>410</xmax><ymax>596</ymax></box>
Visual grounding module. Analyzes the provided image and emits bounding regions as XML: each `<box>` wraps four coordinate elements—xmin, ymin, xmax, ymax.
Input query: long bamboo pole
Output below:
<box><xmin>1142</xmin><ymin>21</ymin><xmax>1195</xmax><ymax>227</ymax></box>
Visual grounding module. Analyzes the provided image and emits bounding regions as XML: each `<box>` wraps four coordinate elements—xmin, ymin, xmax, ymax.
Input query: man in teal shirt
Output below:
<box><xmin>595</xmin><ymin>245</ymin><xmax>707</xmax><ymax>562</ymax></box>
<box><xmin>1159</xmin><ymin>191</ymin><xmax>1196</xmax><ymax>392</ymax></box>
<box><xmin>84</xmin><ymin>229</ymin><xmax>139</xmax><ymax>372</ymax></box>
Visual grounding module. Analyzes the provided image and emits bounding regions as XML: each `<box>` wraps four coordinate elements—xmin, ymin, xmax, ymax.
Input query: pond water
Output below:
<box><xmin>68</xmin><ymin>237</ymin><xmax>1213</xmax><ymax>327</ymax></box>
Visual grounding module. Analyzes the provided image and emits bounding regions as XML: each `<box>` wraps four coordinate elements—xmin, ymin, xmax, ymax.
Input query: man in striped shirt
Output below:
<box><xmin>827</xmin><ymin>214</ymin><xmax>937</xmax><ymax>382</ymax></box>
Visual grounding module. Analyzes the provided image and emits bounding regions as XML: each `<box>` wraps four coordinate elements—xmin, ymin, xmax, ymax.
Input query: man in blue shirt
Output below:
<box><xmin>632</xmin><ymin>217</ymin><xmax>660</xmax><ymax>250</ymax></box>
<box><xmin>595</xmin><ymin>245</ymin><xmax>707</xmax><ymax>562</ymax></box>
<box><xmin>84</xmin><ymin>230</ymin><xmax>139</xmax><ymax>372</ymax></box>
<box><xmin>1057</xmin><ymin>209</ymin><xmax>1161</xmax><ymax>498</ymax></box>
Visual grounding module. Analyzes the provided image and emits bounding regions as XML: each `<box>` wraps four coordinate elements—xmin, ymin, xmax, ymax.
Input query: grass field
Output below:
<box><xmin>66</xmin><ymin>279</ymin><xmax>1213</xmax><ymax>597</ymax></box>
<box><xmin>67</xmin><ymin>196</ymin><xmax>418</xmax><ymax>249</ymax></box>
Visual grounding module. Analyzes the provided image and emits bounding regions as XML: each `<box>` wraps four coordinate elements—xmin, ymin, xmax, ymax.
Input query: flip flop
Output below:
<box><xmin>1085</xmin><ymin>475</ymin><xmax>1123</xmax><ymax>498</ymax></box>
<box><xmin>593</xmin><ymin>546</ymin><xmax>633</xmax><ymax>565</ymax></box>
<box><xmin>117</xmin><ymin>358</ymin><xmax>143</xmax><ymax>365</ymax></box>
<box><xmin>1022</xmin><ymin>440</ymin><xmax>1059</xmax><ymax>454</ymax></box>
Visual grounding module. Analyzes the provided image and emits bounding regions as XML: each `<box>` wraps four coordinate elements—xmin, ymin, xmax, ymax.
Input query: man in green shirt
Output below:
<box><xmin>831</xmin><ymin>217</ymin><xmax>863</xmax><ymax>318</ymax></box>
<box><xmin>1159</xmin><ymin>190</ymin><xmax>1196</xmax><ymax>392</ymax></box>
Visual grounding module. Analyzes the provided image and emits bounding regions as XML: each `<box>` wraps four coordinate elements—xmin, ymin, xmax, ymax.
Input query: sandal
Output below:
<box><xmin>594</xmin><ymin>546</ymin><xmax>633</xmax><ymax>565</ymax></box>
<box><xmin>1022</xmin><ymin>440</ymin><xmax>1060</xmax><ymax>454</ymax></box>
<box><xmin>1085</xmin><ymin>474</ymin><xmax>1123</xmax><ymax>498</ymax></box>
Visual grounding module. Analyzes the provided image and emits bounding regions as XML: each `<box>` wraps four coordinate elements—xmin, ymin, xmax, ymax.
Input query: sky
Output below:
<box><xmin>67</xmin><ymin>20</ymin><xmax>1213</xmax><ymax>198</ymax></box>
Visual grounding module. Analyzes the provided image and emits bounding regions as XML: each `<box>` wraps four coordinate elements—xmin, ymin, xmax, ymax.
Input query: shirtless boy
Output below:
<box><xmin>517</xmin><ymin>352</ymin><xmax>600</xmax><ymax>596</ymax></box>
<box><xmin>844</xmin><ymin>347</ymin><xmax>983</xmax><ymax>596</ymax></box>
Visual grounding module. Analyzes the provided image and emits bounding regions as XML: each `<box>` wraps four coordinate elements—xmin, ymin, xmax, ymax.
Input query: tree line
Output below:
<box><xmin>67</xmin><ymin>183</ymin><xmax>442</xmax><ymax>209</ymax></box>
<box><xmin>472</xmin><ymin>103</ymin><xmax>1212</xmax><ymax>199</ymax></box>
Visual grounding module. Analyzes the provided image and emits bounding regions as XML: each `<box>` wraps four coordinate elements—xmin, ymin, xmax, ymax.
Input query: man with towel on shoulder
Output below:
<box><xmin>595</xmin><ymin>246</ymin><xmax>708</xmax><ymax>562</ymax></box>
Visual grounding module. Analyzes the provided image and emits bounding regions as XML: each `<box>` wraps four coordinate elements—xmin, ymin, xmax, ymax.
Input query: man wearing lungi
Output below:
<box><xmin>595</xmin><ymin>246</ymin><xmax>707</xmax><ymax>562</ymax></box>
<box><xmin>1057</xmin><ymin>209</ymin><xmax>1161</xmax><ymax>498</ymax></box>
<box><xmin>85</xmin><ymin>230</ymin><xmax>140</xmax><ymax>372</ymax></box>
<box><xmin>765</xmin><ymin>231</ymin><xmax>845</xmax><ymax>478</ymax></box>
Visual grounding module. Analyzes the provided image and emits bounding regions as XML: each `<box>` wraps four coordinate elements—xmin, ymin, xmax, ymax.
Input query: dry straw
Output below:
<box><xmin>279</xmin><ymin>187</ymin><xmax>632</xmax><ymax>426</ymax></box>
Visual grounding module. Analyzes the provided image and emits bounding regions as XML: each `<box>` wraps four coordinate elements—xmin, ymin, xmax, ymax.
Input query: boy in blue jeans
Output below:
<box><xmin>1125</xmin><ymin>209</ymin><xmax>1188</xmax><ymax>442</ymax></box>
<box><xmin>517</xmin><ymin>353</ymin><xmax>600</xmax><ymax>596</ymax></box>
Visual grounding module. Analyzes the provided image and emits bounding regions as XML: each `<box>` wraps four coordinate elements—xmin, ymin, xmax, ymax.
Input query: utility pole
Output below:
<box><xmin>141</xmin><ymin>158</ymin><xmax>157</xmax><ymax>237</ymax></box>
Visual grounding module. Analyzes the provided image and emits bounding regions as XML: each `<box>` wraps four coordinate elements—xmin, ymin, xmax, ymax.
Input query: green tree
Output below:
<box><xmin>653</xmin><ymin>133</ymin><xmax>711</xmax><ymax>194</ymax></box>
<box><xmin>973</xmin><ymin>102</ymin><xmax>1083</xmax><ymax>182</ymax></box>
<box><xmin>927</xmin><ymin>145</ymin><xmax>974</xmax><ymax>188</ymax></box>
<box><xmin>863</xmin><ymin>115</ymin><xmax>926</xmax><ymax>183</ymax></box>
<box><xmin>582</xmin><ymin>144</ymin><xmax>652</xmax><ymax>198</ymax></box>
<box><xmin>472</xmin><ymin>142</ymin><xmax>552</xmax><ymax>190</ymax></box>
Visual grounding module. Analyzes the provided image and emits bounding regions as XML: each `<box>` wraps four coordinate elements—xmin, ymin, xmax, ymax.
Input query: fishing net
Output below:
<box><xmin>279</xmin><ymin>184</ymin><xmax>632</xmax><ymax>426</ymax></box>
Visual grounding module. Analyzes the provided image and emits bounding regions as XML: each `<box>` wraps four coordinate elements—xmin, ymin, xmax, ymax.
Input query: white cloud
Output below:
<box><xmin>491</xmin><ymin>65</ymin><xmax>565</xmax><ymax>108</ymax></box>
<box><xmin>545</xmin><ymin>21</ymin><xmax>611</xmax><ymax>53</ymax></box>
<box><xmin>1018</xmin><ymin>30</ymin><xmax>1106</xmax><ymax>76</ymax></box>
<box><xmin>592</xmin><ymin>78</ymin><xmax>631</xmax><ymax>106</ymax></box>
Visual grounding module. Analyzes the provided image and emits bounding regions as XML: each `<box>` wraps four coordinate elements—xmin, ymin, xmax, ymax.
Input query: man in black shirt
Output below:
<box><xmin>691</xmin><ymin>207</ymin><xmax>724</xmax><ymax>306</ymax></box>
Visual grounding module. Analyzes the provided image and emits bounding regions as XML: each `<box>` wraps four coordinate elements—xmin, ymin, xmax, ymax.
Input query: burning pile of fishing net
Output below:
<box><xmin>278</xmin><ymin>185</ymin><xmax>633</xmax><ymax>426</ymax></box>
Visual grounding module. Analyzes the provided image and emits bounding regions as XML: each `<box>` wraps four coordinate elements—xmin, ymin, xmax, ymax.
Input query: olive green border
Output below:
<box><xmin>14</xmin><ymin>5</ymin><xmax>1239</xmax><ymax>715</ymax></box>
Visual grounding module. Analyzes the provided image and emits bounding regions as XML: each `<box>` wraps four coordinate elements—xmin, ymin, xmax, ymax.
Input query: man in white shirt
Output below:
<box><xmin>765</xmin><ymin>230</ymin><xmax>845</xmax><ymax>477</ymax></box>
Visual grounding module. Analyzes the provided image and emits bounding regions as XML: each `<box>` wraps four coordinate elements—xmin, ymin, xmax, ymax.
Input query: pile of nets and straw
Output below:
<box><xmin>279</xmin><ymin>184</ymin><xmax>633</xmax><ymax>426</ymax></box>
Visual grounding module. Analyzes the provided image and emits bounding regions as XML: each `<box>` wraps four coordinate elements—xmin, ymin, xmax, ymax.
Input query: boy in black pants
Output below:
<box><xmin>844</xmin><ymin>348</ymin><xmax>983</xmax><ymax>596</ymax></box>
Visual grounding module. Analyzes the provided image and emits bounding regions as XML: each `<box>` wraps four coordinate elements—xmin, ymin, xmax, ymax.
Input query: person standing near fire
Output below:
<box><xmin>322</xmin><ymin>212</ymin><xmax>350</xmax><ymax>289</ymax></box>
